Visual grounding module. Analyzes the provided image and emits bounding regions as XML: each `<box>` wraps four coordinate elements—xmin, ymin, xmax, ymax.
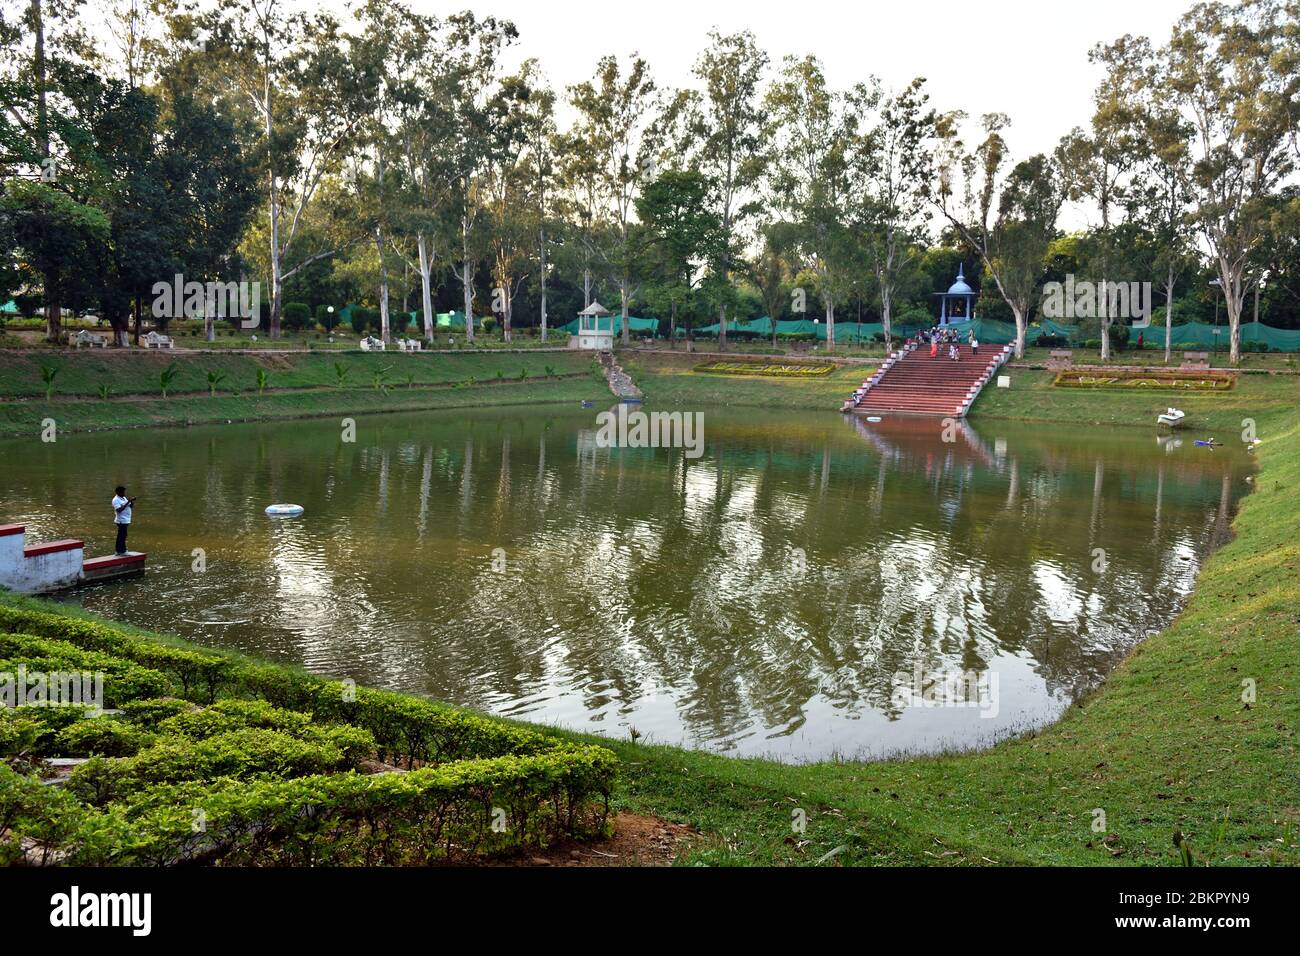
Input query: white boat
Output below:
<box><xmin>1157</xmin><ymin>408</ymin><xmax>1185</xmax><ymax>427</ymax></box>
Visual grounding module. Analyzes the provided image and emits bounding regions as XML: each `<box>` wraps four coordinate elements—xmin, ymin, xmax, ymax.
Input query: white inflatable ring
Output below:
<box><xmin>265</xmin><ymin>504</ymin><xmax>305</xmax><ymax>517</ymax></box>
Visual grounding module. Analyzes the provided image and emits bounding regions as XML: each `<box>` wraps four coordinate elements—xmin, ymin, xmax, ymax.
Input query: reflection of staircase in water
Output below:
<box><xmin>846</xmin><ymin>413</ymin><xmax>998</xmax><ymax>471</ymax></box>
<box><xmin>844</xmin><ymin>343</ymin><xmax>1011</xmax><ymax>417</ymax></box>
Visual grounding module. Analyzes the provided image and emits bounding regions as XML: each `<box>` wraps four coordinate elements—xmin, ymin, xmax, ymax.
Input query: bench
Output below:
<box><xmin>144</xmin><ymin>331</ymin><xmax>174</xmax><ymax>349</ymax></box>
<box><xmin>1181</xmin><ymin>350</ymin><xmax>1210</xmax><ymax>370</ymax></box>
<box><xmin>359</xmin><ymin>336</ymin><xmax>385</xmax><ymax>352</ymax></box>
<box><xmin>1048</xmin><ymin>349</ymin><xmax>1073</xmax><ymax>368</ymax></box>
<box><xmin>396</xmin><ymin>338</ymin><xmax>422</xmax><ymax>352</ymax></box>
<box><xmin>74</xmin><ymin>330</ymin><xmax>109</xmax><ymax>349</ymax></box>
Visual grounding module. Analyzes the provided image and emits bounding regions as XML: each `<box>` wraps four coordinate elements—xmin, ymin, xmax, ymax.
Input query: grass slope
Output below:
<box><xmin>0</xmin><ymin>350</ymin><xmax>607</xmax><ymax>437</ymax></box>
<box><xmin>0</xmin><ymin>350</ymin><xmax>596</xmax><ymax>399</ymax></box>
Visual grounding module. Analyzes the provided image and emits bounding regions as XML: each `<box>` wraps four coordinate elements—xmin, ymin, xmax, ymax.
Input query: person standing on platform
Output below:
<box><xmin>112</xmin><ymin>485</ymin><xmax>136</xmax><ymax>555</ymax></box>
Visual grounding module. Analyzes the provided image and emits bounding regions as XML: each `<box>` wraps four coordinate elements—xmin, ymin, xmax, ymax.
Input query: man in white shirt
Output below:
<box><xmin>112</xmin><ymin>485</ymin><xmax>136</xmax><ymax>555</ymax></box>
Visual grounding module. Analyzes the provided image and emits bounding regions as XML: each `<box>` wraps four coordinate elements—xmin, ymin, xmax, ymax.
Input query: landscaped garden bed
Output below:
<box><xmin>1053</xmin><ymin>368</ymin><xmax>1236</xmax><ymax>391</ymax></box>
<box><xmin>0</xmin><ymin>605</ymin><xmax>616</xmax><ymax>866</ymax></box>
<box><xmin>693</xmin><ymin>360</ymin><xmax>836</xmax><ymax>378</ymax></box>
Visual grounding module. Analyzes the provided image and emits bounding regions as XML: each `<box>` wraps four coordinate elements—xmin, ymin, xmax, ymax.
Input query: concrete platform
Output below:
<box><xmin>82</xmin><ymin>551</ymin><xmax>147</xmax><ymax>583</ymax></box>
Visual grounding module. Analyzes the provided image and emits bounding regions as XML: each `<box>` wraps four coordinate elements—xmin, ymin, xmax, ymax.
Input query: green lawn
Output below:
<box><xmin>622</xmin><ymin>350</ymin><xmax>874</xmax><ymax>409</ymax></box>
<box><xmin>0</xmin><ymin>349</ymin><xmax>597</xmax><ymax>399</ymax></box>
<box><xmin>0</xmin><ymin>349</ymin><xmax>607</xmax><ymax>438</ymax></box>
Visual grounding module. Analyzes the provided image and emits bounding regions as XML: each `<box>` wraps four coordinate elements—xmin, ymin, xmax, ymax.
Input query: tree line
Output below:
<box><xmin>2</xmin><ymin>0</ymin><xmax>1297</xmax><ymax>363</ymax></box>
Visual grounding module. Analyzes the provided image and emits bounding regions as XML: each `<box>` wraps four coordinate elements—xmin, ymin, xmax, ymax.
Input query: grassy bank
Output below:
<box><xmin>0</xmin><ymin>350</ymin><xmax>607</xmax><ymax>437</ymax></box>
<box><xmin>975</xmin><ymin>367</ymin><xmax>1298</xmax><ymax>434</ymax></box>
<box><xmin>622</xmin><ymin>350</ymin><xmax>871</xmax><ymax>410</ymax></box>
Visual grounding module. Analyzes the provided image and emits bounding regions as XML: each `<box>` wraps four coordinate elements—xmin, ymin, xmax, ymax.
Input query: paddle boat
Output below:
<box><xmin>1157</xmin><ymin>407</ymin><xmax>1185</xmax><ymax>428</ymax></box>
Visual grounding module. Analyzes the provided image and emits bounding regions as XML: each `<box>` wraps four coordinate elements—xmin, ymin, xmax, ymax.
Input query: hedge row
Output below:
<box><xmin>0</xmin><ymin>606</ymin><xmax>562</xmax><ymax>766</ymax></box>
<box><xmin>0</xmin><ymin>604</ymin><xmax>618</xmax><ymax>865</ymax></box>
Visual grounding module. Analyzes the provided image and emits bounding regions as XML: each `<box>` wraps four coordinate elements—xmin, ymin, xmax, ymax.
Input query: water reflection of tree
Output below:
<box><xmin>48</xmin><ymin>410</ymin><xmax>1250</xmax><ymax>757</ymax></box>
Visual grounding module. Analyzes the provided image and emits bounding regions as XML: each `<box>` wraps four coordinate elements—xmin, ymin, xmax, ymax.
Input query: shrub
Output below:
<box><xmin>282</xmin><ymin>302</ymin><xmax>312</xmax><ymax>332</ymax></box>
<box><xmin>64</xmin><ymin>746</ymin><xmax>616</xmax><ymax>865</ymax></box>
<box><xmin>118</xmin><ymin>697</ymin><xmax>194</xmax><ymax>728</ymax></box>
<box><xmin>54</xmin><ymin>718</ymin><xmax>155</xmax><ymax>757</ymax></box>
<box><xmin>67</xmin><ymin>727</ymin><xmax>366</xmax><ymax>805</ymax></box>
<box><xmin>0</xmin><ymin>602</ymin><xmax>618</xmax><ymax>865</ymax></box>
<box><xmin>349</xmin><ymin>308</ymin><xmax>369</xmax><ymax>335</ymax></box>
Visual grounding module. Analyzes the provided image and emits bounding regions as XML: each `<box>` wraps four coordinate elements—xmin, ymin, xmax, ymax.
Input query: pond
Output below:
<box><xmin>1</xmin><ymin>405</ymin><xmax>1251</xmax><ymax>762</ymax></box>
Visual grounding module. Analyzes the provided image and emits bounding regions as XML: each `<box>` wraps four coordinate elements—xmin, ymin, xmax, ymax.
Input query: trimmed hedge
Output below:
<box><xmin>0</xmin><ymin>603</ymin><xmax>617</xmax><ymax>865</ymax></box>
<box><xmin>69</xmin><ymin>747</ymin><xmax>617</xmax><ymax>865</ymax></box>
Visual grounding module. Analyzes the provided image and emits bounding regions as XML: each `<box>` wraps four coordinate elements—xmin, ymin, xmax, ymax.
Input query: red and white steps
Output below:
<box><xmin>0</xmin><ymin>524</ymin><xmax>145</xmax><ymax>594</ymax></box>
<box><xmin>842</xmin><ymin>343</ymin><xmax>1012</xmax><ymax>418</ymax></box>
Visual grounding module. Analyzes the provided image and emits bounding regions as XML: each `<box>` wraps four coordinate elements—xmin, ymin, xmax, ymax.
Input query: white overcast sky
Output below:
<box><xmin>422</xmin><ymin>0</ymin><xmax>1198</xmax><ymax>228</ymax></box>
<box><xmin>469</xmin><ymin>0</ymin><xmax>1190</xmax><ymax>156</ymax></box>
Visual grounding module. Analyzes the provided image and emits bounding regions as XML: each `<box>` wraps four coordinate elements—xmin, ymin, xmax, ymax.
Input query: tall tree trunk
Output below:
<box><xmin>620</xmin><ymin>284</ymin><xmax>630</xmax><ymax>346</ymax></box>
<box><xmin>503</xmin><ymin>285</ymin><xmax>512</xmax><ymax>343</ymax></box>
<box><xmin>376</xmin><ymin>227</ymin><xmax>390</xmax><ymax>343</ymax></box>
<box><xmin>1163</xmin><ymin>267</ymin><xmax>1175</xmax><ymax>365</ymax></box>
<box><xmin>824</xmin><ymin>297</ymin><xmax>835</xmax><ymax>351</ymax></box>
<box><xmin>417</xmin><ymin>233</ymin><xmax>435</xmax><ymax>342</ymax></box>
<box><xmin>718</xmin><ymin>305</ymin><xmax>728</xmax><ymax>351</ymax></box>
<box><xmin>265</xmin><ymin>70</ymin><xmax>282</xmax><ymax>341</ymax></box>
<box><xmin>539</xmin><ymin>224</ymin><xmax>548</xmax><ymax>342</ymax></box>
<box><xmin>670</xmin><ymin>300</ymin><xmax>677</xmax><ymax>351</ymax></box>
<box><xmin>460</xmin><ymin>218</ymin><xmax>475</xmax><ymax>344</ymax></box>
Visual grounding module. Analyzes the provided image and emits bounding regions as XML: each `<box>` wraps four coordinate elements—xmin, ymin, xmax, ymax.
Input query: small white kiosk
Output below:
<box><xmin>572</xmin><ymin>302</ymin><xmax>615</xmax><ymax>351</ymax></box>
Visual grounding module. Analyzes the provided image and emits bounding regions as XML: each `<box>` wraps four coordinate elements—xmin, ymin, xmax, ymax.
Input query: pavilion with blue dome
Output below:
<box><xmin>933</xmin><ymin>264</ymin><xmax>977</xmax><ymax>325</ymax></box>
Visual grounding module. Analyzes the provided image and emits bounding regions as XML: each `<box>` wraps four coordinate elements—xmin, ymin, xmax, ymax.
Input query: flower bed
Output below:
<box><xmin>694</xmin><ymin>360</ymin><xmax>835</xmax><ymax>377</ymax></box>
<box><xmin>0</xmin><ymin>605</ymin><xmax>616</xmax><ymax>865</ymax></box>
<box><xmin>1053</xmin><ymin>368</ymin><xmax>1236</xmax><ymax>391</ymax></box>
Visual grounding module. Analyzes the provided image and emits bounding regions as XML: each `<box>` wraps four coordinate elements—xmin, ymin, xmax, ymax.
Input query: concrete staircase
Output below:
<box><xmin>843</xmin><ymin>343</ymin><xmax>1012</xmax><ymax>418</ymax></box>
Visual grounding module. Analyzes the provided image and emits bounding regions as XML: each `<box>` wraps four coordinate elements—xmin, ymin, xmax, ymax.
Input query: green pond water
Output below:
<box><xmin>1</xmin><ymin>405</ymin><xmax>1251</xmax><ymax>762</ymax></box>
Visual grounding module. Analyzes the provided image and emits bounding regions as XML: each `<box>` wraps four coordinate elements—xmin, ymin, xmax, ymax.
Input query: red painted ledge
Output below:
<box><xmin>83</xmin><ymin>552</ymin><xmax>147</xmax><ymax>571</ymax></box>
<box><xmin>23</xmin><ymin>539</ymin><xmax>84</xmax><ymax>558</ymax></box>
<box><xmin>0</xmin><ymin>524</ymin><xmax>25</xmax><ymax>537</ymax></box>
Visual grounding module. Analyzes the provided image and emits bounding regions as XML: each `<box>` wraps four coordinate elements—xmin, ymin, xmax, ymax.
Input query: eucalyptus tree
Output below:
<box><xmin>386</xmin><ymin>11</ymin><xmax>457</xmax><ymax>342</ymax></box>
<box><xmin>763</xmin><ymin>55</ymin><xmax>859</xmax><ymax>350</ymax></box>
<box><xmin>1110</xmin><ymin>34</ymin><xmax>1197</xmax><ymax>363</ymax></box>
<box><xmin>686</xmin><ymin>29</ymin><xmax>767</xmax><ymax>349</ymax></box>
<box><xmin>514</xmin><ymin>59</ymin><xmax>557</xmax><ymax>339</ymax></box>
<box><xmin>483</xmin><ymin>64</ymin><xmax>541</xmax><ymax>342</ymax></box>
<box><xmin>750</xmin><ymin>222</ymin><xmax>797</xmax><ymax>347</ymax></box>
<box><xmin>554</xmin><ymin>127</ymin><xmax>604</xmax><ymax>310</ymax></box>
<box><xmin>353</xmin><ymin>0</ymin><xmax>430</xmax><ymax>343</ymax></box>
<box><xmin>568</xmin><ymin>54</ymin><xmax>659</xmax><ymax>345</ymax></box>
<box><xmin>197</xmin><ymin>0</ymin><xmax>374</xmax><ymax>338</ymax></box>
<box><xmin>1157</xmin><ymin>0</ymin><xmax>1297</xmax><ymax>364</ymax></box>
<box><xmin>856</xmin><ymin>76</ymin><xmax>937</xmax><ymax>350</ymax></box>
<box><xmin>440</xmin><ymin>11</ymin><xmax>518</xmax><ymax>344</ymax></box>
<box><xmin>931</xmin><ymin>113</ymin><xmax>1064</xmax><ymax>358</ymax></box>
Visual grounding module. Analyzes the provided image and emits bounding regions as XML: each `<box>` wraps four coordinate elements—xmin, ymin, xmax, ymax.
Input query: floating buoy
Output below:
<box><xmin>265</xmin><ymin>503</ymin><xmax>304</xmax><ymax>517</ymax></box>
